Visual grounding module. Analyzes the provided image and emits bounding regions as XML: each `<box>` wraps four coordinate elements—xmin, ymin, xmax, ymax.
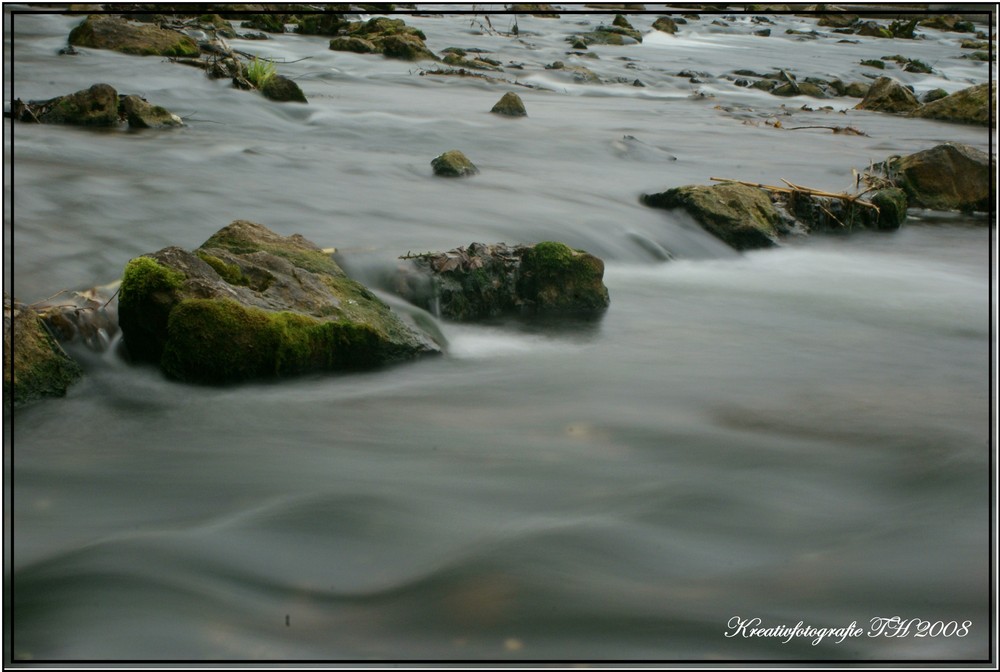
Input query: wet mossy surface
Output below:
<box><xmin>517</xmin><ymin>242</ymin><xmax>610</xmax><ymax>315</ymax></box>
<box><xmin>911</xmin><ymin>82</ymin><xmax>993</xmax><ymax>126</ymax></box>
<box><xmin>3</xmin><ymin>297</ymin><xmax>83</xmax><ymax>409</ymax></box>
<box><xmin>642</xmin><ymin>183</ymin><xmax>781</xmax><ymax>250</ymax></box>
<box><xmin>68</xmin><ymin>15</ymin><xmax>200</xmax><ymax>57</ymax></box>
<box><xmin>118</xmin><ymin>221</ymin><xmax>438</xmax><ymax>384</ymax></box>
<box><xmin>160</xmin><ymin>299</ymin><xmax>384</xmax><ymax>383</ymax></box>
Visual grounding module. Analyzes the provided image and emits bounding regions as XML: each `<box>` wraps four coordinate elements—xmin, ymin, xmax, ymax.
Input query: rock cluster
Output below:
<box><xmin>12</xmin><ymin>84</ymin><xmax>183</xmax><ymax>128</ymax></box>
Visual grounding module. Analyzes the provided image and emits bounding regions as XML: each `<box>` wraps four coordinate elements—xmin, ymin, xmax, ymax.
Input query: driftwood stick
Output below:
<box><xmin>710</xmin><ymin>176</ymin><xmax>880</xmax><ymax>212</ymax></box>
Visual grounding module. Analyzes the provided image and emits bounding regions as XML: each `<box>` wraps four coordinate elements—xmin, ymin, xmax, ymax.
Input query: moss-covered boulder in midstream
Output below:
<box><xmin>391</xmin><ymin>242</ymin><xmax>609</xmax><ymax>321</ymax></box>
<box><xmin>641</xmin><ymin>183</ymin><xmax>782</xmax><ymax>250</ymax></box>
<box><xmin>911</xmin><ymin>82</ymin><xmax>994</xmax><ymax>126</ymax></box>
<box><xmin>881</xmin><ymin>143</ymin><xmax>992</xmax><ymax>213</ymax></box>
<box><xmin>569</xmin><ymin>14</ymin><xmax>643</xmax><ymax>46</ymax></box>
<box><xmin>3</xmin><ymin>294</ymin><xmax>83</xmax><ymax>410</ymax></box>
<box><xmin>117</xmin><ymin>221</ymin><xmax>439</xmax><ymax>384</ymax></box>
<box><xmin>68</xmin><ymin>15</ymin><xmax>199</xmax><ymax>57</ymax></box>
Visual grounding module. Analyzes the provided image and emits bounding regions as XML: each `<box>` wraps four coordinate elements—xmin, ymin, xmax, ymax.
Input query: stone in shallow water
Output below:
<box><xmin>392</xmin><ymin>242</ymin><xmax>610</xmax><ymax>321</ymax></box>
<box><xmin>491</xmin><ymin>92</ymin><xmax>527</xmax><ymax>116</ymax></box>
<box><xmin>431</xmin><ymin>150</ymin><xmax>479</xmax><ymax>177</ymax></box>
<box><xmin>117</xmin><ymin>221</ymin><xmax>438</xmax><ymax>384</ymax></box>
<box><xmin>3</xmin><ymin>294</ymin><xmax>83</xmax><ymax>409</ymax></box>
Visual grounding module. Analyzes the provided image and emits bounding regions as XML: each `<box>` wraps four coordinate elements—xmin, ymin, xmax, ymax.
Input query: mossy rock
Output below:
<box><xmin>329</xmin><ymin>36</ymin><xmax>379</xmax><ymax>53</ymax></box>
<box><xmin>652</xmin><ymin>16</ymin><xmax>679</xmax><ymax>33</ymax></box>
<box><xmin>911</xmin><ymin>82</ymin><xmax>993</xmax><ymax>126</ymax></box>
<box><xmin>68</xmin><ymin>14</ymin><xmax>199</xmax><ymax>56</ymax></box>
<box><xmin>296</xmin><ymin>14</ymin><xmax>350</xmax><ymax>35</ymax></box>
<box><xmin>442</xmin><ymin>53</ymin><xmax>502</xmax><ymax>71</ymax></box>
<box><xmin>119</xmin><ymin>94</ymin><xmax>183</xmax><ymax>128</ymax></box>
<box><xmin>431</xmin><ymin>150</ymin><xmax>478</xmax><ymax>177</ymax></box>
<box><xmin>855</xmin><ymin>76</ymin><xmax>919</xmax><ymax>114</ymax></box>
<box><xmin>510</xmin><ymin>4</ymin><xmax>560</xmax><ymax>17</ymax></box>
<box><xmin>516</xmin><ymin>242</ymin><xmax>610</xmax><ymax>316</ymax></box>
<box><xmin>922</xmin><ymin>88</ymin><xmax>949</xmax><ymax>104</ymax></box>
<box><xmin>491</xmin><ymin>91</ymin><xmax>527</xmax><ymax>116</ymax></box>
<box><xmin>642</xmin><ymin>183</ymin><xmax>781</xmax><ymax>250</ymax></box>
<box><xmin>869</xmin><ymin>188</ymin><xmax>908</xmax><ymax>230</ymax></box>
<box><xmin>381</xmin><ymin>33</ymin><xmax>437</xmax><ymax>61</ymax></box>
<box><xmin>34</xmin><ymin>83</ymin><xmax>120</xmax><ymax>126</ymax></box>
<box><xmin>117</xmin><ymin>221</ymin><xmax>438</xmax><ymax>384</ymax></box>
<box><xmin>844</xmin><ymin>81</ymin><xmax>870</xmax><ymax>98</ymax></box>
<box><xmin>860</xmin><ymin>59</ymin><xmax>885</xmax><ymax>69</ymax></box>
<box><xmin>240</xmin><ymin>14</ymin><xmax>287</xmax><ymax>33</ymax></box>
<box><xmin>392</xmin><ymin>241</ymin><xmax>609</xmax><ymax>321</ymax></box>
<box><xmin>261</xmin><ymin>75</ymin><xmax>307</xmax><ymax>103</ymax></box>
<box><xmin>919</xmin><ymin>15</ymin><xmax>976</xmax><ymax>33</ymax></box>
<box><xmin>887</xmin><ymin>143</ymin><xmax>992</xmax><ymax>212</ymax></box>
<box><xmin>3</xmin><ymin>295</ymin><xmax>84</xmax><ymax>409</ymax></box>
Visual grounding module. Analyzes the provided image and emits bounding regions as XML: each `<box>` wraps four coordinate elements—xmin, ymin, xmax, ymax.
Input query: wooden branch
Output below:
<box><xmin>708</xmin><ymin>177</ymin><xmax>879</xmax><ymax>212</ymax></box>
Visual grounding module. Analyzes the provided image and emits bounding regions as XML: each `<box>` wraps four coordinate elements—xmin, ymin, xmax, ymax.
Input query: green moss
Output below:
<box><xmin>5</xmin><ymin>305</ymin><xmax>83</xmax><ymax>407</ymax></box>
<box><xmin>870</xmin><ymin>188</ymin><xmax>907</xmax><ymax>230</ymax></box>
<box><xmin>200</xmin><ymin>222</ymin><xmax>344</xmax><ymax>277</ymax></box>
<box><xmin>161</xmin><ymin>39</ymin><xmax>200</xmax><ymax>58</ymax></box>
<box><xmin>160</xmin><ymin>298</ymin><xmax>386</xmax><ymax>383</ymax></box>
<box><xmin>196</xmin><ymin>251</ymin><xmax>246</xmax><ymax>286</ymax></box>
<box><xmin>119</xmin><ymin>256</ymin><xmax>184</xmax><ymax>308</ymax></box>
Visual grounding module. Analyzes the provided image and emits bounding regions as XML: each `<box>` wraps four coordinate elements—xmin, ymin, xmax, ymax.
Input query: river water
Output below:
<box><xmin>5</xmin><ymin>6</ymin><xmax>994</xmax><ymax>662</ymax></box>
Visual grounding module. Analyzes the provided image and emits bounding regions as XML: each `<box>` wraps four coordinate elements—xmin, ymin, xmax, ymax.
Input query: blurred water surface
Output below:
<box><xmin>7</xmin><ymin>7</ymin><xmax>992</xmax><ymax>661</ymax></box>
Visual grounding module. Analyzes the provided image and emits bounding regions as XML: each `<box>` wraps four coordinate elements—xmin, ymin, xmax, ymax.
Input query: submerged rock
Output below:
<box><xmin>855</xmin><ymin>76</ymin><xmax>920</xmax><ymax>114</ymax></box>
<box><xmin>884</xmin><ymin>143</ymin><xmax>992</xmax><ymax>213</ymax></box>
<box><xmin>431</xmin><ymin>150</ymin><xmax>479</xmax><ymax>177</ymax></box>
<box><xmin>393</xmin><ymin>242</ymin><xmax>609</xmax><ymax>321</ymax></box>
<box><xmin>642</xmin><ymin>183</ymin><xmax>781</xmax><ymax>250</ymax></box>
<box><xmin>4</xmin><ymin>294</ymin><xmax>83</xmax><ymax>409</ymax></box>
<box><xmin>911</xmin><ymin>82</ymin><xmax>993</xmax><ymax>126</ymax></box>
<box><xmin>491</xmin><ymin>91</ymin><xmax>527</xmax><ymax>116</ymax></box>
<box><xmin>117</xmin><ymin>221</ymin><xmax>438</xmax><ymax>384</ymax></box>
<box><xmin>68</xmin><ymin>14</ymin><xmax>199</xmax><ymax>57</ymax></box>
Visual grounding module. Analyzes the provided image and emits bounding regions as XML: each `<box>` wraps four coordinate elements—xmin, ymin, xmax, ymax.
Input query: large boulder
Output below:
<box><xmin>911</xmin><ymin>82</ymin><xmax>993</xmax><ymax>126</ymax></box>
<box><xmin>641</xmin><ymin>183</ymin><xmax>782</xmax><ymax>250</ymax></box>
<box><xmin>68</xmin><ymin>14</ymin><xmax>200</xmax><ymax>57</ymax></box>
<box><xmin>117</xmin><ymin>221</ymin><xmax>438</xmax><ymax>384</ymax></box>
<box><xmin>885</xmin><ymin>143</ymin><xmax>992</xmax><ymax>213</ymax></box>
<box><xmin>392</xmin><ymin>242</ymin><xmax>610</xmax><ymax>321</ymax></box>
<box><xmin>855</xmin><ymin>76</ymin><xmax>920</xmax><ymax>114</ymax></box>
<box><xmin>3</xmin><ymin>294</ymin><xmax>83</xmax><ymax>409</ymax></box>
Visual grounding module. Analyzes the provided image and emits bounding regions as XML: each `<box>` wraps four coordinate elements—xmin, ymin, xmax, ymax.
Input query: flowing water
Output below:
<box><xmin>5</xmin><ymin>6</ymin><xmax>994</xmax><ymax>661</ymax></box>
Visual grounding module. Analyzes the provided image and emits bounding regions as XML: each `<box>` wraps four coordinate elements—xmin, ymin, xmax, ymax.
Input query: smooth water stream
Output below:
<box><xmin>5</xmin><ymin>6</ymin><xmax>994</xmax><ymax>661</ymax></box>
